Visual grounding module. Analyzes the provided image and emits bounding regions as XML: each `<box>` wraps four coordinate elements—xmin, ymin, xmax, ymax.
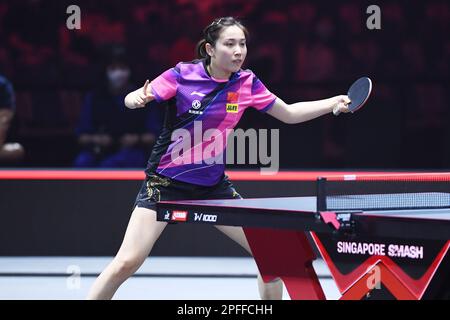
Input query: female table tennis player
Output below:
<box><xmin>87</xmin><ymin>16</ymin><xmax>350</xmax><ymax>300</ymax></box>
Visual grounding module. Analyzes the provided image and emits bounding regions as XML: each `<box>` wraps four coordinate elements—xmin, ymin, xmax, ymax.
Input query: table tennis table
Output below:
<box><xmin>156</xmin><ymin>192</ymin><xmax>450</xmax><ymax>300</ymax></box>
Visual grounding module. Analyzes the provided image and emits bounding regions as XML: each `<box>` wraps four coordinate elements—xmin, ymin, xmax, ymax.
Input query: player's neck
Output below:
<box><xmin>207</xmin><ymin>63</ymin><xmax>231</xmax><ymax>81</ymax></box>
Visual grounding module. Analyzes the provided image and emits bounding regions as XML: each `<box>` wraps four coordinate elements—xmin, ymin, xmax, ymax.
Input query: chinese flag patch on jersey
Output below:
<box><xmin>227</xmin><ymin>92</ymin><xmax>239</xmax><ymax>103</ymax></box>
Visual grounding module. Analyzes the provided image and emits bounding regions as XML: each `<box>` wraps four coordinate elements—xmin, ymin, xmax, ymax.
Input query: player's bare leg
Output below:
<box><xmin>215</xmin><ymin>225</ymin><xmax>283</xmax><ymax>300</ymax></box>
<box><xmin>86</xmin><ymin>207</ymin><xmax>167</xmax><ymax>299</ymax></box>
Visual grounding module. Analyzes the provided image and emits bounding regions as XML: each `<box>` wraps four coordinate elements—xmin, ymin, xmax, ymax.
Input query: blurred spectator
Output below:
<box><xmin>0</xmin><ymin>74</ymin><xmax>25</xmax><ymax>164</ymax></box>
<box><xmin>74</xmin><ymin>46</ymin><xmax>162</xmax><ymax>168</ymax></box>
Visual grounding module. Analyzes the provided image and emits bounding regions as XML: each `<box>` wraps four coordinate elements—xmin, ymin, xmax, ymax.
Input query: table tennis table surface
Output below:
<box><xmin>159</xmin><ymin>193</ymin><xmax>450</xmax><ymax>221</ymax></box>
<box><xmin>157</xmin><ymin>192</ymin><xmax>450</xmax><ymax>299</ymax></box>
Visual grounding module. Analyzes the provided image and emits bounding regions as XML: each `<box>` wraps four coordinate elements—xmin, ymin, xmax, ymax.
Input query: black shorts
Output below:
<box><xmin>133</xmin><ymin>172</ymin><xmax>242</xmax><ymax>211</ymax></box>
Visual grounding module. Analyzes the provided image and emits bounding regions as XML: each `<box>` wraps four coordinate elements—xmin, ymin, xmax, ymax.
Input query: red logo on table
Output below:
<box><xmin>171</xmin><ymin>210</ymin><xmax>188</xmax><ymax>222</ymax></box>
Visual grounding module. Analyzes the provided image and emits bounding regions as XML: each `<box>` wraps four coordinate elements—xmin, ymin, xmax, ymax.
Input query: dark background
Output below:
<box><xmin>0</xmin><ymin>0</ymin><xmax>449</xmax><ymax>170</ymax></box>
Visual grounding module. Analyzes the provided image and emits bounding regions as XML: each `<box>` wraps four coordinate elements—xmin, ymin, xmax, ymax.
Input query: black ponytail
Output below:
<box><xmin>196</xmin><ymin>39</ymin><xmax>208</xmax><ymax>60</ymax></box>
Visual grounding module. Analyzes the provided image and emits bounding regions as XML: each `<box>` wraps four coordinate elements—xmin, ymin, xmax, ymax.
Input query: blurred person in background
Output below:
<box><xmin>0</xmin><ymin>74</ymin><xmax>24</xmax><ymax>164</ymax></box>
<box><xmin>74</xmin><ymin>45</ymin><xmax>162</xmax><ymax>168</ymax></box>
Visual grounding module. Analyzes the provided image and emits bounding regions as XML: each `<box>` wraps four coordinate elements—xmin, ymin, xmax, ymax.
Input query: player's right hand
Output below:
<box><xmin>127</xmin><ymin>80</ymin><xmax>155</xmax><ymax>108</ymax></box>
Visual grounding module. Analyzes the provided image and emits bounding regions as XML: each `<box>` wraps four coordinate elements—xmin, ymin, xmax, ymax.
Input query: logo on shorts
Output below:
<box><xmin>171</xmin><ymin>210</ymin><xmax>188</xmax><ymax>222</ymax></box>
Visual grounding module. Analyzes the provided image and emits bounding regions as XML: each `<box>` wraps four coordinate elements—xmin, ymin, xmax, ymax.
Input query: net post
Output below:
<box><xmin>317</xmin><ymin>177</ymin><xmax>327</xmax><ymax>211</ymax></box>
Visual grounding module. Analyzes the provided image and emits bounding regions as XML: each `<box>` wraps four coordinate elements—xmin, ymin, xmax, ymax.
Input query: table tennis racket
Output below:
<box><xmin>333</xmin><ymin>77</ymin><xmax>372</xmax><ymax>116</ymax></box>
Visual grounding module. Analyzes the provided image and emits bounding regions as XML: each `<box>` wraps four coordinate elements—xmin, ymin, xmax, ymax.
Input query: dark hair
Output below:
<box><xmin>196</xmin><ymin>17</ymin><xmax>249</xmax><ymax>64</ymax></box>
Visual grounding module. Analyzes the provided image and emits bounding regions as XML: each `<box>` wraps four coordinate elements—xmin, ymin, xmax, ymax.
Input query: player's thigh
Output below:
<box><xmin>215</xmin><ymin>225</ymin><xmax>252</xmax><ymax>255</ymax></box>
<box><xmin>116</xmin><ymin>206</ymin><xmax>167</xmax><ymax>261</ymax></box>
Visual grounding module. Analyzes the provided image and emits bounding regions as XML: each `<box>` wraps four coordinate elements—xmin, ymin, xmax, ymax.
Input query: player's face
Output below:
<box><xmin>211</xmin><ymin>25</ymin><xmax>247</xmax><ymax>73</ymax></box>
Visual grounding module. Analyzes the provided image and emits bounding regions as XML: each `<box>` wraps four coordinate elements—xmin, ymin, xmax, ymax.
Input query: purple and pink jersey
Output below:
<box><xmin>146</xmin><ymin>59</ymin><xmax>276</xmax><ymax>186</ymax></box>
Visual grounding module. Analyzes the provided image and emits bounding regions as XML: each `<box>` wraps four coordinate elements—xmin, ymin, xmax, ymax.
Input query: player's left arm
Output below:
<box><xmin>266</xmin><ymin>96</ymin><xmax>350</xmax><ymax>124</ymax></box>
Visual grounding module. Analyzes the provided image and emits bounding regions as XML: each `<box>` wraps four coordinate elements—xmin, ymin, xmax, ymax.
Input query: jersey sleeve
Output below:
<box><xmin>150</xmin><ymin>63</ymin><xmax>180</xmax><ymax>102</ymax></box>
<box><xmin>251</xmin><ymin>74</ymin><xmax>277</xmax><ymax>113</ymax></box>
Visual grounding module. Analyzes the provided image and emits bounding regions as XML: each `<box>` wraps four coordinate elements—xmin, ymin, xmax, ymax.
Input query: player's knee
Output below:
<box><xmin>112</xmin><ymin>256</ymin><xmax>143</xmax><ymax>278</ymax></box>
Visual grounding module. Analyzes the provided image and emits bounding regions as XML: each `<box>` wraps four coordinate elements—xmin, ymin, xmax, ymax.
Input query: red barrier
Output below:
<box><xmin>1</xmin><ymin>170</ymin><xmax>445</xmax><ymax>181</ymax></box>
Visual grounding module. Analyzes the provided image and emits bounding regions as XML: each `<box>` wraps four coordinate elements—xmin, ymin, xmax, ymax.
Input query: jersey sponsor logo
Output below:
<box><xmin>171</xmin><ymin>210</ymin><xmax>188</xmax><ymax>222</ymax></box>
<box><xmin>192</xmin><ymin>100</ymin><xmax>202</xmax><ymax>109</ymax></box>
<box><xmin>226</xmin><ymin>103</ymin><xmax>238</xmax><ymax>113</ymax></box>
<box><xmin>189</xmin><ymin>100</ymin><xmax>204</xmax><ymax>115</ymax></box>
<box><xmin>188</xmin><ymin>109</ymin><xmax>203</xmax><ymax>115</ymax></box>
<box><xmin>191</xmin><ymin>91</ymin><xmax>206</xmax><ymax>97</ymax></box>
<box><xmin>194</xmin><ymin>212</ymin><xmax>217</xmax><ymax>223</ymax></box>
